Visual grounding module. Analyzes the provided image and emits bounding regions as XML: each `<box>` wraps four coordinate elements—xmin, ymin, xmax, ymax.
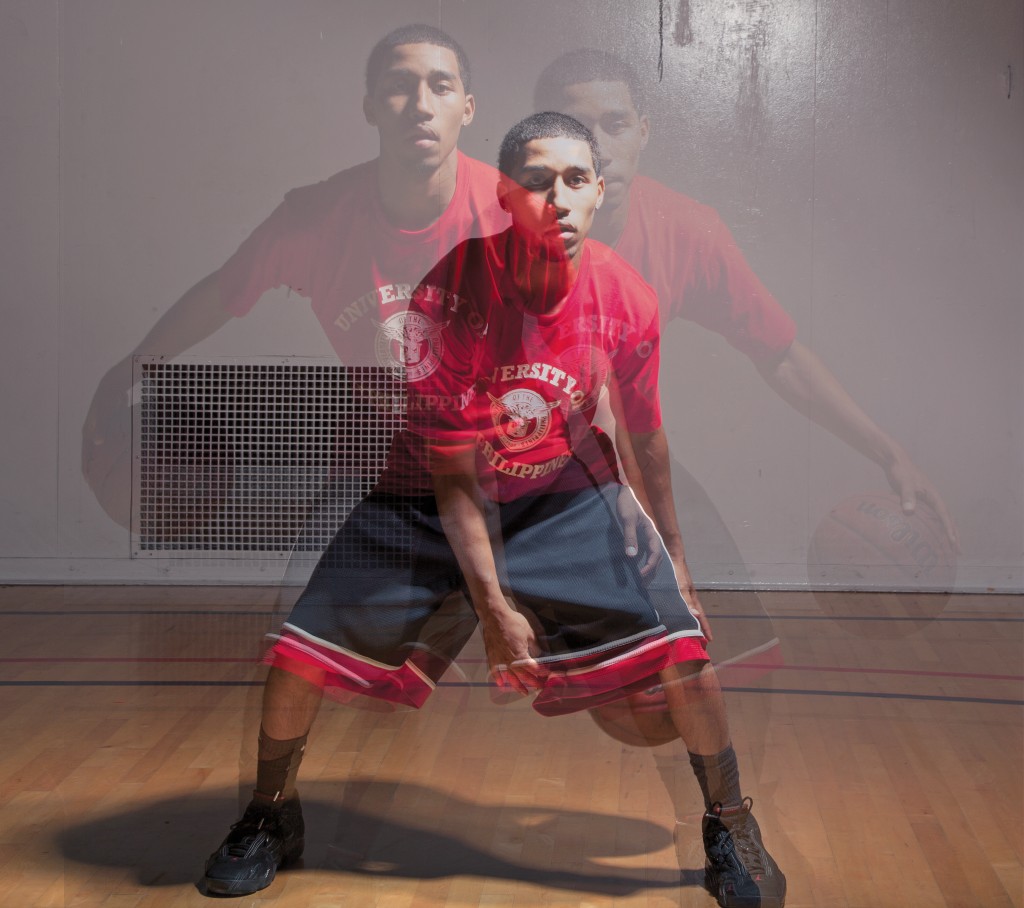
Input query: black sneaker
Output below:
<box><xmin>203</xmin><ymin>795</ymin><xmax>305</xmax><ymax>896</ymax></box>
<box><xmin>703</xmin><ymin>798</ymin><xmax>786</xmax><ymax>908</ymax></box>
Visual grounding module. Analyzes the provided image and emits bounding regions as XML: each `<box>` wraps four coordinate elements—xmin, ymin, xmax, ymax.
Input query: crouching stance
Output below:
<box><xmin>204</xmin><ymin>112</ymin><xmax>786</xmax><ymax>908</ymax></box>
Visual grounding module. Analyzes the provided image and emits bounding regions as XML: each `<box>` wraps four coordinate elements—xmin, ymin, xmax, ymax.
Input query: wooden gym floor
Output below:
<box><xmin>0</xmin><ymin>585</ymin><xmax>1020</xmax><ymax>907</ymax></box>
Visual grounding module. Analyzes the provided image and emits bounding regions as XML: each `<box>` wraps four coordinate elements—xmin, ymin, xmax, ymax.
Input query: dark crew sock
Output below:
<box><xmin>688</xmin><ymin>744</ymin><xmax>742</xmax><ymax>810</ymax></box>
<box><xmin>254</xmin><ymin>727</ymin><xmax>308</xmax><ymax>802</ymax></box>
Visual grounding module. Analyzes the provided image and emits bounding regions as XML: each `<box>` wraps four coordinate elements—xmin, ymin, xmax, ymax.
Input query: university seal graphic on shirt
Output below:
<box><xmin>375</xmin><ymin>312</ymin><xmax>446</xmax><ymax>382</ymax></box>
<box><xmin>488</xmin><ymin>389</ymin><xmax>561</xmax><ymax>453</ymax></box>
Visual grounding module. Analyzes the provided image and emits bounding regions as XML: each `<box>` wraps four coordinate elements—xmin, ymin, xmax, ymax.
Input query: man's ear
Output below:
<box><xmin>363</xmin><ymin>96</ymin><xmax>376</xmax><ymax>126</ymax></box>
<box><xmin>595</xmin><ymin>175</ymin><xmax>606</xmax><ymax>209</ymax></box>
<box><xmin>639</xmin><ymin>114</ymin><xmax>651</xmax><ymax>152</ymax></box>
<box><xmin>496</xmin><ymin>177</ymin><xmax>510</xmax><ymax>211</ymax></box>
<box><xmin>462</xmin><ymin>93</ymin><xmax>476</xmax><ymax>127</ymax></box>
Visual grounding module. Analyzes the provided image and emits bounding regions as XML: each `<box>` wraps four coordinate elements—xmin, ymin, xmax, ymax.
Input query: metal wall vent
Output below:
<box><xmin>132</xmin><ymin>357</ymin><xmax>405</xmax><ymax>557</ymax></box>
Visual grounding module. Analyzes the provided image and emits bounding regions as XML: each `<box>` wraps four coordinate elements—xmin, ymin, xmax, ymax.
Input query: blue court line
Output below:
<box><xmin>0</xmin><ymin>679</ymin><xmax>1019</xmax><ymax>707</ymax></box>
<box><xmin>0</xmin><ymin>610</ymin><xmax>1020</xmax><ymax>623</ymax></box>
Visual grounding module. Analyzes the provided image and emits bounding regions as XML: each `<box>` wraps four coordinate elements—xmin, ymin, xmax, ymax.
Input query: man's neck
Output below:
<box><xmin>509</xmin><ymin>235</ymin><xmax>581</xmax><ymax>313</ymax></box>
<box><xmin>376</xmin><ymin>151</ymin><xmax>460</xmax><ymax>231</ymax></box>
<box><xmin>589</xmin><ymin>199</ymin><xmax>628</xmax><ymax>248</ymax></box>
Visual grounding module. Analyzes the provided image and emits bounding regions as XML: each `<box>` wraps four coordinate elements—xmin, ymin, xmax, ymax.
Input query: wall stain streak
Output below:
<box><xmin>675</xmin><ymin>0</ymin><xmax>694</xmax><ymax>46</ymax></box>
<box><xmin>732</xmin><ymin>0</ymin><xmax>773</xmax><ymax>147</ymax></box>
<box><xmin>659</xmin><ymin>0</ymin><xmax>665</xmax><ymax>80</ymax></box>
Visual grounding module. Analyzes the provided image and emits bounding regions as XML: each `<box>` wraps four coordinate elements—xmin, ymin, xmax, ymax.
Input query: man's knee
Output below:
<box><xmin>661</xmin><ymin>659</ymin><xmax>719</xmax><ymax>692</ymax></box>
<box><xmin>588</xmin><ymin>686</ymin><xmax>681</xmax><ymax>747</ymax></box>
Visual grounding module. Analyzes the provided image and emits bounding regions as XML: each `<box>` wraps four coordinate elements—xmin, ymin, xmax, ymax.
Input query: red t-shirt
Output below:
<box><xmin>402</xmin><ymin>230</ymin><xmax>662</xmax><ymax>501</ymax></box>
<box><xmin>218</xmin><ymin>151</ymin><xmax>510</xmax><ymax>367</ymax></box>
<box><xmin>217</xmin><ymin>152</ymin><xmax>509</xmax><ymax>491</ymax></box>
<box><xmin>615</xmin><ymin>175</ymin><xmax>796</xmax><ymax>361</ymax></box>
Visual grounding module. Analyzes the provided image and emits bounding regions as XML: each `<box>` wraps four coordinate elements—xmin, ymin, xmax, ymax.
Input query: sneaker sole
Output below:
<box><xmin>203</xmin><ymin>840</ymin><xmax>304</xmax><ymax>897</ymax></box>
<box><xmin>204</xmin><ymin>873</ymin><xmax>274</xmax><ymax>897</ymax></box>
<box><xmin>705</xmin><ymin>867</ymin><xmax>786</xmax><ymax>908</ymax></box>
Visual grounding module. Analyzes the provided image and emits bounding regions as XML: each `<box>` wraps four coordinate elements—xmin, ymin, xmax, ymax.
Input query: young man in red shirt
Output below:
<box><xmin>190</xmin><ymin>28</ymin><xmax>673</xmax><ymax>900</ymax></box>
<box><xmin>407</xmin><ymin>111</ymin><xmax>786</xmax><ymax>908</ymax></box>
<box><xmin>82</xmin><ymin>25</ymin><xmax>508</xmax><ymax>526</ymax></box>
<box><xmin>171</xmin><ymin>24</ymin><xmax>514</xmax><ymax>896</ymax></box>
<box><xmin>532</xmin><ymin>48</ymin><xmax>955</xmax><ymax>561</ymax></box>
<box><xmin>532</xmin><ymin>49</ymin><xmax>957</xmax><ymax>733</ymax></box>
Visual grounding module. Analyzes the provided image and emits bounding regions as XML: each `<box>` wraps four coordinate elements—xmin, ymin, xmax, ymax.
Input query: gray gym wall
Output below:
<box><xmin>0</xmin><ymin>0</ymin><xmax>1020</xmax><ymax>590</ymax></box>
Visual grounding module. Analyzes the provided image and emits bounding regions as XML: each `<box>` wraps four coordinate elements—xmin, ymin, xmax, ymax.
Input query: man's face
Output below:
<box><xmin>499</xmin><ymin>136</ymin><xmax>605</xmax><ymax>263</ymax></box>
<box><xmin>553</xmin><ymin>81</ymin><xmax>648</xmax><ymax>214</ymax></box>
<box><xmin>363</xmin><ymin>43</ymin><xmax>474</xmax><ymax>172</ymax></box>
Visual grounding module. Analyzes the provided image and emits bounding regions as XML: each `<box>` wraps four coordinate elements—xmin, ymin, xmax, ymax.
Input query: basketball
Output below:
<box><xmin>589</xmin><ymin>687</ymin><xmax>680</xmax><ymax>747</ymax></box>
<box><xmin>808</xmin><ymin>491</ymin><xmax>957</xmax><ymax>637</ymax></box>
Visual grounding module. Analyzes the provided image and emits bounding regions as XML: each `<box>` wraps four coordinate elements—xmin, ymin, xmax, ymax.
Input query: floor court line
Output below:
<box><xmin>1</xmin><ymin>656</ymin><xmax>1021</xmax><ymax>683</ymax></box>
<box><xmin>0</xmin><ymin>679</ymin><xmax>1020</xmax><ymax>707</ymax></box>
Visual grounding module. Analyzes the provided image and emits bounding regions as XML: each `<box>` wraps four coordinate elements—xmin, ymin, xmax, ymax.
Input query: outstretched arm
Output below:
<box><xmin>757</xmin><ymin>339</ymin><xmax>958</xmax><ymax>547</ymax></box>
<box><xmin>87</xmin><ymin>270</ymin><xmax>232</xmax><ymax>414</ymax></box>
<box><xmin>81</xmin><ymin>270</ymin><xmax>234</xmax><ymax>521</ymax></box>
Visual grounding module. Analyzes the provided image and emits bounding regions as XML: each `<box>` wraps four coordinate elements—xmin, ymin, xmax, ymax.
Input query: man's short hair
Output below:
<box><xmin>365</xmin><ymin>24</ymin><xmax>471</xmax><ymax>94</ymax></box>
<box><xmin>533</xmin><ymin>48</ymin><xmax>645</xmax><ymax>115</ymax></box>
<box><xmin>498</xmin><ymin>112</ymin><xmax>602</xmax><ymax>179</ymax></box>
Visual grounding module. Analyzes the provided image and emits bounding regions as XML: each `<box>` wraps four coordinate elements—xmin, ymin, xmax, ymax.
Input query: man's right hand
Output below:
<box><xmin>479</xmin><ymin>606</ymin><xmax>546</xmax><ymax>695</ymax></box>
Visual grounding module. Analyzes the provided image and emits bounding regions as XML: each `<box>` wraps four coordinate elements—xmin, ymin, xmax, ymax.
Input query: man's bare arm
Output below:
<box><xmin>82</xmin><ymin>270</ymin><xmax>234</xmax><ymax>519</ymax></box>
<box><xmin>757</xmin><ymin>339</ymin><xmax>958</xmax><ymax>547</ymax></box>
<box><xmin>84</xmin><ymin>271</ymin><xmax>233</xmax><ymax>436</ymax></box>
<box><xmin>431</xmin><ymin>447</ymin><xmax>544</xmax><ymax>693</ymax></box>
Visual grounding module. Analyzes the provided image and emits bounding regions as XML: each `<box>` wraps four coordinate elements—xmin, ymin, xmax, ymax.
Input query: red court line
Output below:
<box><xmin>0</xmin><ymin>656</ymin><xmax>1020</xmax><ymax>682</ymax></box>
<box><xmin>0</xmin><ymin>657</ymin><xmax>256</xmax><ymax>663</ymax></box>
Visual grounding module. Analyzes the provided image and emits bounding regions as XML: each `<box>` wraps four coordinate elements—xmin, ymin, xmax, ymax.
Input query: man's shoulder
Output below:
<box><xmin>279</xmin><ymin>160</ymin><xmax>377</xmax><ymax>223</ymax></box>
<box><xmin>441</xmin><ymin>228</ymin><xmax>510</xmax><ymax>281</ymax></box>
<box><xmin>628</xmin><ymin>174</ymin><xmax>724</xmax><ymax>236</ymax></box>
<box><xmin>457</xmin><ymin>152</ymin><xmax>502</xmax><ymax>189</ymax></box>
<box><xmin>454</xmin><ymin>153</ymin><xmax>508</xmax><ymax>229</ymax></box>
<box><xmin>588</xmin><ymin>239</ymin><xmax>656</xmax><ymax>291</ymax></box>
<box><xmin>418</xmin><ymin>228</ymin><xmax>509</xmax><ymax>289</ymax></box>
<box><xmin>585</xmin><ymin>240</ymin><xmax>660</xmax><ymax>315</ymax></box>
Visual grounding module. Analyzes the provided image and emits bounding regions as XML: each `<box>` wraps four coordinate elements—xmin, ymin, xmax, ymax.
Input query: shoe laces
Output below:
<box><xmin>223</xmin><ymin>807</ymin><xmax>276</xmax><ymax>857</ymax></box>
<box><xmin>710</xmin><ymin>797</ymin><xmax>767</xmax><ymax>878</ymax></box>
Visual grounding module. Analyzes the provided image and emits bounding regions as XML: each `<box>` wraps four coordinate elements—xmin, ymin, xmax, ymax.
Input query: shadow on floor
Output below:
<box><xmin>55</xmin><ymin>778</ymin><xmax>705</xmax><ymax>896</ymax></box>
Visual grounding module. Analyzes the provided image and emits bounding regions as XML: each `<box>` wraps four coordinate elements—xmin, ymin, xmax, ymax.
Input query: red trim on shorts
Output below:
<box><xmin>531</xmin><ymin>633</ymin><xmax>709</xmax><ymax>717</ymax></box>
<box><xmin>267</xmin><ymin>633</ymin><xmax>433</xmax><ymax>710</ymax></box>
<box><xmin>268</xmin><ymin>629</ymin><xmax>710</xmax><ymax>718</ymax></box>
<box><xmin>592</xmin><ymin>638</ymin><xmax>785</xmax><ymax>716</ymax></box>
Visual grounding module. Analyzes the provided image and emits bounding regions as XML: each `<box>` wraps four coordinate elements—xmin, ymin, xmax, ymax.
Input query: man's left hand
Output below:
<box><xmin>885</xmin><ymin>451</ymin><xmax>959</xmax><ymax>551</ymax></box>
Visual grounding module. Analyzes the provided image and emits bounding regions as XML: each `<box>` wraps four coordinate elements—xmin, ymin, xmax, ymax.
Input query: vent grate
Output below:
<box><xmin>132</xmin><ymin>358</ymin><xmax>406</xmax><ymax>557</ymax></box>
